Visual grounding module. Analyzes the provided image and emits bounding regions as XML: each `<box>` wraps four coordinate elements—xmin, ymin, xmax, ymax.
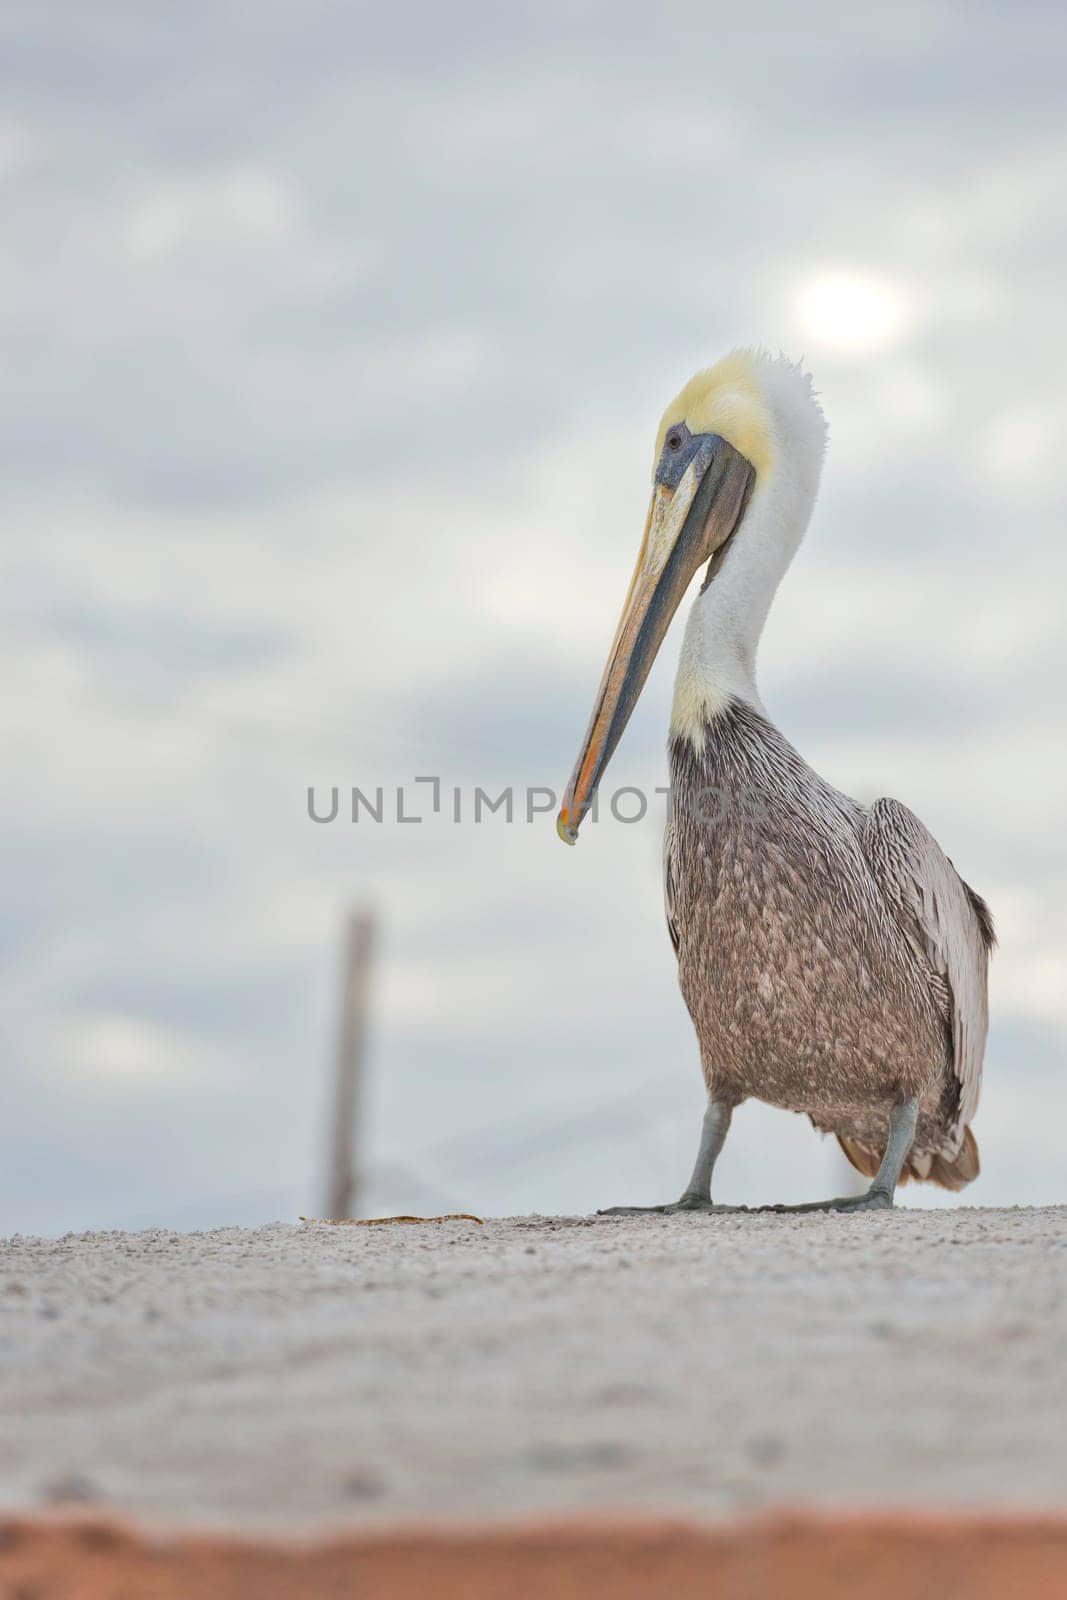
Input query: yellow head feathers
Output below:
<box><xmin>653</xmin><ymin>350</ymin><xmax>775</xmax><ymax>482</ymax></box>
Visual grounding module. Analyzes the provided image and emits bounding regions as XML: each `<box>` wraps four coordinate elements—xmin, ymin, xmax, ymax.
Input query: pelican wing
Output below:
<box><xmin>862</xmin><ymin>798</ymin><xmax>994</xmax><ymax>1138</ymax></box>
<box><xmin>664</xmin><ymin>814</ymin><xmax>681</xmax><ymax>957</ymax></box>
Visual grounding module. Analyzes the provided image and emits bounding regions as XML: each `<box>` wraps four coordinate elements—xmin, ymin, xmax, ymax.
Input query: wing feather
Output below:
<box><xmin>663</xmin><ymin>815</ymin><xmax>681</xmax><ymax>958</ymax></box>
<box><xmin>862</xmin><ymin>798</ymin><xmax>993</xmax><ymax>1142</ymax></box>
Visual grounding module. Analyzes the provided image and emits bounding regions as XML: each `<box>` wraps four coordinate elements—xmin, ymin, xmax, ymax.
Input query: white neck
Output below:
<box><xmin>670</xmin><ymin>454</ymin><xmax>820</xmax><ymax>746</ymax></box>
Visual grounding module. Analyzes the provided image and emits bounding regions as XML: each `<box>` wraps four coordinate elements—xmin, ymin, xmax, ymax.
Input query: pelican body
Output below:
<box><xmin>558</xmin><ymin>350</ymin><xmax>993</xmax><ymax>1213</ymax></box>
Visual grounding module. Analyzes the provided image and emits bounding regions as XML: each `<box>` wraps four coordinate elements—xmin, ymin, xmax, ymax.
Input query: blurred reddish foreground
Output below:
<box><xmin>2</xmin><ymin>1511</ymin><xmax>1066</xmax><ymax>1599</ymax></box>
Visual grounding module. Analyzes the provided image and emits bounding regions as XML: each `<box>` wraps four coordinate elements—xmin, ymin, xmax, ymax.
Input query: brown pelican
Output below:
<box><xmin>557</xmin><ymin>350</ymin><xmax>994</xmax><ymax>1213</ymax></box>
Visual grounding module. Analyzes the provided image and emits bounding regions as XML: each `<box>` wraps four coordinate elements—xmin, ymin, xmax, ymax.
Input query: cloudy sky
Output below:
<box><xmin>3</xmin><ymin>1</ymin><xmax>1066</xmax><ymax>1233</ymax></box>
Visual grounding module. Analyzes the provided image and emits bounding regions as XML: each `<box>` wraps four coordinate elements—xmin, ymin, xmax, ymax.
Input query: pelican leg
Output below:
<box><xmin>598</xmin><ymin>1100</ymin><xmax>743</xmax><ymax>1216</ymax></box>
<box><xmin>763</xmin><ymin>1096</ymin><xmax>920</xmax><ymax>1214</ymax></box>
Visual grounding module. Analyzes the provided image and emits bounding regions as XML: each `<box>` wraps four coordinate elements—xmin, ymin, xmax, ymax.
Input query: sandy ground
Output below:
<box><xmin>1</xmin><ymin>1208</ymin><xmax>1065</xmax><ymax>1532</ymax></box>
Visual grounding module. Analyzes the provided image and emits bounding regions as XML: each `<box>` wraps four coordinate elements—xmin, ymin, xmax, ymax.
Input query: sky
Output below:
<box><xmin>2</xmin><ymin>0</ymin><xmax>1066</xmax><ymax>1234</ymax></box>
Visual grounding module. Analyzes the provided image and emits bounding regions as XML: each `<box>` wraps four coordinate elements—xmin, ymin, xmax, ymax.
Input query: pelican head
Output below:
<box><xmin>557</xmin><ymin>350</ymin><xmax>826</xmax><ymax>843</ymax></box>
<box><xmin>557</xmin><ymin>352</ymin><xmax>780</xmax><ymax>843</ymax></box>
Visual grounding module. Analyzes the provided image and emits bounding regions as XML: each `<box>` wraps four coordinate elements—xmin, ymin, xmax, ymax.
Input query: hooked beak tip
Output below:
<box><xmin>556</xmin><ymin>811</ymin><xmax>578</xmax><ymax>847</ymax></box>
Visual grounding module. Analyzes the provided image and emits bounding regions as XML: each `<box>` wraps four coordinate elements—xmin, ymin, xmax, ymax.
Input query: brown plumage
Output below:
<box><xmin>837</xmin><ymin>1125</ymin><xmax>980</xmax><ymax>1191</ymax></box>
<box><xmin>666</xmin><ymin>701</ymin><xmax>994</xmax><ymax>1183</ymax></box>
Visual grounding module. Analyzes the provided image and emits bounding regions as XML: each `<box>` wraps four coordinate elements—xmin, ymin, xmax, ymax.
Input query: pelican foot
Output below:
<box><xmin>760</xmin><ymin>1188</ymin><xmax>894</xmax><ymax>1215</ymax></box>
<box><xmin>597</xmin><ymin>1193</ymin><xmax>745</xmax><ymax>1217</ymax></box>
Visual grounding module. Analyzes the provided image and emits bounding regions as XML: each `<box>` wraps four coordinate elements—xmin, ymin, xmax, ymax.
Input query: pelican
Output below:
<box><xmin>557</xmin><ymin>349</ymin><xmax>994</xmax><ymax>1213</ymax></box>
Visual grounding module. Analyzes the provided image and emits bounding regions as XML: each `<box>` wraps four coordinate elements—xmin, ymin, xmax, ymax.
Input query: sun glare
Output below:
<box><xmin>796</xmin><ymin>272</ymin><xmax>909</xmax><ymax>354</ymax></box>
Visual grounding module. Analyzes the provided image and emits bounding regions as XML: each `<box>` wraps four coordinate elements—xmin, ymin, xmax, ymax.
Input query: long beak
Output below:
<box><xmin>557</xmin><ymin>435</ymin><xmax>753</xmax><ymax>844</ymax></box>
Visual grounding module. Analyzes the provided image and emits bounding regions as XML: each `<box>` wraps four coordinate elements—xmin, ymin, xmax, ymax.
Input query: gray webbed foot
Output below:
<box><xmin>761</xmin><ymin>1100</ymin><xmax>918</xmax><ymax>1215</ymax></box>
<box><xmin>760</xmin><ymin>1188</ymin><xmax>894</xmax><ymax>1215</ymax></box>
<box><xmin>597</xmin><ymin>1193</ymin><xmax>745</xmax><ymax>1217</ymax></box>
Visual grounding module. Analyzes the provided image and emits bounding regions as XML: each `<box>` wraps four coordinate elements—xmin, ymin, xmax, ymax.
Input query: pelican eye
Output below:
<box><xmin>667</xmin><ymin>431</ymin><xmax>683</xmax><ymax>452</ymax></box>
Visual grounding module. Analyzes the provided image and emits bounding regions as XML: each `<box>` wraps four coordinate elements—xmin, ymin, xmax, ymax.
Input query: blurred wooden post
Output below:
<box><xmin>324</xmin><ymin>909</ymin><xmax>375</xmax><ymax>1219</ymax></box>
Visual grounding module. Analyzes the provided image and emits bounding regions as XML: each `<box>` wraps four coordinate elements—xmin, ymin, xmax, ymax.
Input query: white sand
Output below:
<box><xmin>2</xmin><ymin>1208</ymin><xmax>1065</xmax><ymax>1530</ymax></box>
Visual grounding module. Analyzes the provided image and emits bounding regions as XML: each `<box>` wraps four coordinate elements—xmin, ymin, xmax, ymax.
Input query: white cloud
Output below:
<box><xmin>51</xmin><ymin>1013</ymin><xmax>233</xmax><ymax>1087</ymax></box>
<box><xmin>983</xmin><ymin>408</ymin><xmax>1060</xmax><ymax>503</ymax></box>
<box><xmin>122</xmin><ymin>170</ymin><xmax>297</xmax><ymax>264</ymax></box>
<box><xmin>0</xmin><ymin>123</ymin><xmax>30</xmax><ymax>181</ymax></box>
